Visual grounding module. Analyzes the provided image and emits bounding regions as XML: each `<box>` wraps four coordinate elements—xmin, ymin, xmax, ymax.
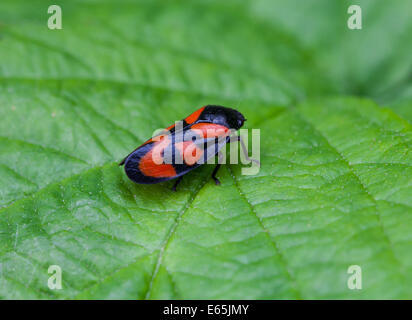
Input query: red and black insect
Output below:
<box><xmin>120</xmin><ymin>105</ymin><xmax>257</xmax><ymax>191</ymax></box>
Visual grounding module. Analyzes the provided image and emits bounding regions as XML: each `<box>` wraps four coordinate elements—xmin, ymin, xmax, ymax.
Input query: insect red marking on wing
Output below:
<box><xmin>143</xmin><ymin>127</ymin><xmax>172</xmax><ymax>146</ymax></box>
<box><xmin>184</xmin><ymin>106</ymin><xmax>205</xmax><ymax>124</ymax></box>
<box><xmin>190</xmin><ymin>123</ymin><xmax>229</xmax><ymax>138</ymax></box>
<box><xmin>140</xmin><ymin>107</ymin><xmax>204</xmax><ymax>148</ymax></box>
<box><xmin>175</xmin><ymin>141</ymin><xmax>204</xmax><ymax>166</ymax></box>
<box><xmin>139</xmin><ymin>135</ymin><xmax>177</xmax><ymax>177</ymax></box>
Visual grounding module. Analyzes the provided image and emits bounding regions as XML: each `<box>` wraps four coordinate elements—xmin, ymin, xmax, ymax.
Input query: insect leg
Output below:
<box><xmin>171</xmin><ymin>176</ymin><xmax>183</xmax><ymax>192</ymax></box>
<box><xmin>230</xmin><ymin>135</ymin><xmax>261</xmax><ymax>167</ymax></box>
<box><xmin>119</xmin><ymin>157</ymin><xmax>126</xmax><ymax>166</ymax></box>
<box><xmin>211</xmin><ymin>150</ymin><xmax>225</xmax><ymax>185</ymax></box>
<box><xmin>211</xmin><ymin>163</ymin><xmax>221</xmax><ymax>185</ymax></box>
<box><xmin>217</xmin><ymin>149</ymin><xmax>224</xmax><ymax>164</ymax></box>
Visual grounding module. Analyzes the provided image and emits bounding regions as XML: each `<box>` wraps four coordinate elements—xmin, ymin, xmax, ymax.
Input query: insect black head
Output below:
<box><xmin>200</xmin><ymin>105</ymin><xmax>246</xmax><ymax>130</ymax></box>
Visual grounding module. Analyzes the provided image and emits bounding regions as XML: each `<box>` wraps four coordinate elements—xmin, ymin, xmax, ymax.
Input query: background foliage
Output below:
<box><xmin>0</xmin><ymin>0</ymin><xmax>412</xmax><ymax>299</ymax></box>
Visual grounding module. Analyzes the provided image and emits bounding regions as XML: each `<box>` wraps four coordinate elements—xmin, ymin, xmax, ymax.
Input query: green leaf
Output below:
<box><xmin>0</xmin><ymin>0</ymin><xmax>412</xmax><ymax>299</ymax></box>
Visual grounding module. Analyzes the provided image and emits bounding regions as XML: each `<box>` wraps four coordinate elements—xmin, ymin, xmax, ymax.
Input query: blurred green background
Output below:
<box><xmin>0</xmin><ymin>0</ymin><xmax>412</xmax><ymax>299</ymax></box>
